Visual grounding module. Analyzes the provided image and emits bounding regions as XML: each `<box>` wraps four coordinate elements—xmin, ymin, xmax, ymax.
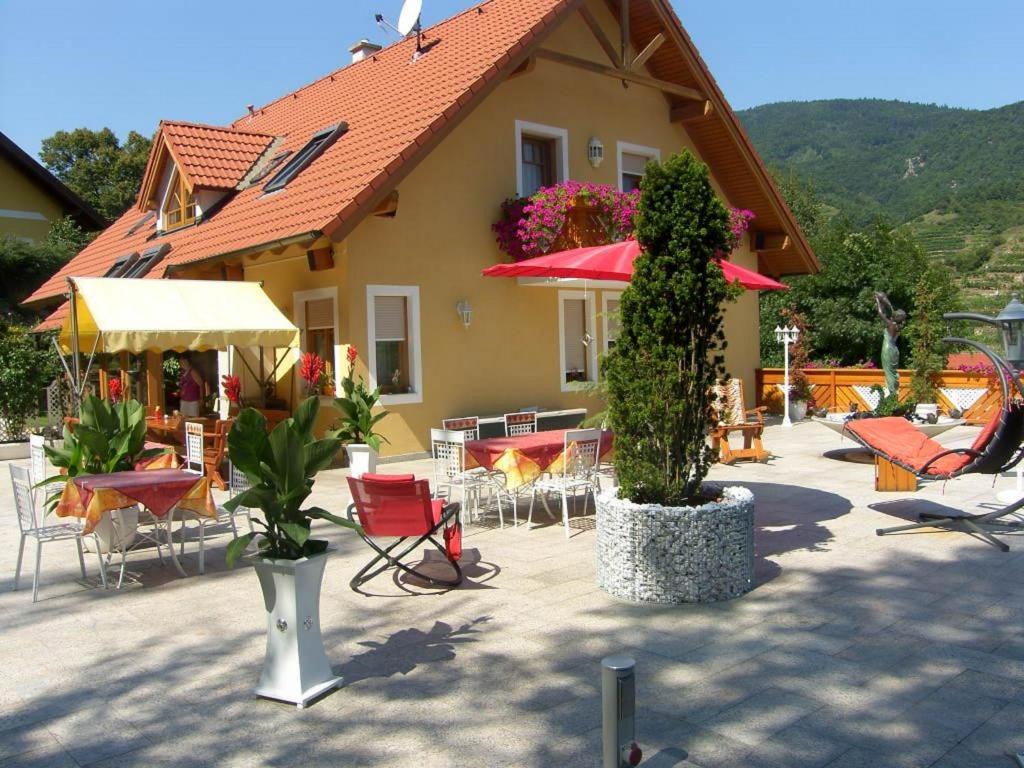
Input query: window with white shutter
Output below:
<box><xmin>617</xmin><ymin>143</ymin><xmax>660</xmax><ymax>193</ymax></box>
<box><xmin>367</xmin><ymin>286</ymin><xmax>422</xmax><ymax>404</ymax></box>
<box><xmin>294</xmin><ymin>290</ymin><xmax>339</xmax><ymax>388</ymax></box>
<box><xmin>559</xmin><ymin>291</ymin><xmax>597</xmax><ymax>390</ymax></box>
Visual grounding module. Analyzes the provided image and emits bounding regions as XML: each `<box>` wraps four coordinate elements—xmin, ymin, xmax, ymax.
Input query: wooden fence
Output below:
<box><xmin>755</xmin><ymin>368</ymin><xmax>1003</xmax><ymax>425</ymax></box>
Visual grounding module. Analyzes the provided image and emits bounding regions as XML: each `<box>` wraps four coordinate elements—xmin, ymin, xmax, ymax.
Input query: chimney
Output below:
<box><xmin>349</xmin><ymin>39</ymin><xmax>382</xmax><ymax>63</ymax></box>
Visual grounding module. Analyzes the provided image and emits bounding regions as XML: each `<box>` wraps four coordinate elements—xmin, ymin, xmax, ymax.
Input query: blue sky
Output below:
<box><xmin>1</xmin><ymin>0</ymin><xmax>1020</xmax><ymax>158</ymax></box>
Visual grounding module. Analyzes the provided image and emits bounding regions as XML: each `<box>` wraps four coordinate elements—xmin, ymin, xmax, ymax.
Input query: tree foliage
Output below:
<box><xmin>603</xmin><ymin>151</ymin><xmax>738</xmax><ymax>505</ymax></box>
<box><xmin>760</xmin><ymin>174</ymin><xmax>959</xmax><ymax>367</ymax></box>
<box><xmin>40</xmin><ymin>127</ymin><xmax>151</xmax><ymax>221</ymax></box>
<box><xmin>907</xmin><ymin>263</ymin><xmax>961</xmax><ymax>402</ymax></box>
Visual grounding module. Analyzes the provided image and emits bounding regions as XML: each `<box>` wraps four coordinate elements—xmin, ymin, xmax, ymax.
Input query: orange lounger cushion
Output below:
<box><xmin>844</xmin><ymin>417</ymin><xmax>976</xmax><ymax>476</ymax></box>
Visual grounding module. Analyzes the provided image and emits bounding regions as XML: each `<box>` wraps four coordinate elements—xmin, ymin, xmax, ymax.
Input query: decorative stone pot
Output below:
<box><xmin>252</xmin><ymin>551</ymin><xmax>341</xmax><ymax>708</ymax></box>
<box><xmin>346</xmin><ymin>444</ymin><xmax>376</xmax><ymax>479</ymax></box>
<box><xmin>790</xmin><ymin>400</ymin><xmax>809</xmax><ymax>422</ymax></box>
<box><xmin>596</xmin><ymin>485</ymin><xmax>755</xmax><ymax>604</ymax></box>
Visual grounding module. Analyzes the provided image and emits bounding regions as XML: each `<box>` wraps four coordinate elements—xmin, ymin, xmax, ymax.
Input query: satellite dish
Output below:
<box><xmin>397</xmin><ymin>0</ymin><xmax>422</xmax><ymax>36</ymax></box>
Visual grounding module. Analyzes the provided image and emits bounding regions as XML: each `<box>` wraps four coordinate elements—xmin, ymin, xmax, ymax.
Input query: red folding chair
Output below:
<box><xmin>346</xmin><ymin>474</ymin><xmax>463</xmax><ymax>592</ymax></box>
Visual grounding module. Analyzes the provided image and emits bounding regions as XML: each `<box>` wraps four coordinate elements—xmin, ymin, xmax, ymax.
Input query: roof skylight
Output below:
<box><xmin>123</xmin><ymin>244</ymin><xmax>171</xmax><ymax>278</ymax></box>
<box><xmin>263</xmin><ymin>123</ymin><xmax>348</xmax><ymax>192</ymax></box>
<box><xmin>104</xmin><ymin>252</ymin><xmax>139</xmax><ymax>277</ymax></box>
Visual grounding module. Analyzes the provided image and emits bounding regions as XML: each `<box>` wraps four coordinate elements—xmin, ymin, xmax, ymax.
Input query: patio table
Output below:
<box><xmin>465</xmin><ymin>428</ymin><xmax>613</xmax><ymax>490</ymax></box>
<box><xmin>55</xmin><ymin>469</ymin><xmax>216</xmax><ymax>577</ymax></box>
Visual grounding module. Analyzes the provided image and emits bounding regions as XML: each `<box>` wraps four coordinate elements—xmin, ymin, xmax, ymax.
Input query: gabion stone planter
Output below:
<box><xmin>596</xmin><ymin>485</ymin><xmax>755</xmax><ymax>604</ymax></box>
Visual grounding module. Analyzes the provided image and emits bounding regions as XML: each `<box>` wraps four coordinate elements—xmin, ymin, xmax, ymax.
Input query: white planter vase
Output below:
<box><xmin>790</xmin><ymin>400</ymin><xmax>809</xmax><ymax>422</ymax></box>
<box><xmin>252</xmin><ymin>551</ymin><xmax>341</xmax><ymax>708</ymax></box>
<box><xmin>596</xmin><ymin>485</ymin><xmax>755</xmax><ymax>604</ymax></box>
<box><xmin>346</xmin><ymin>444</ymin><xmax>376</xmax><ymax>478</ymax></box>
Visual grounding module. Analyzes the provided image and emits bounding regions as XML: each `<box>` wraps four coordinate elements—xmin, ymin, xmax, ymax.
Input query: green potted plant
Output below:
<box><xmin>329</xmin><ymin>346</ymin><xmax>389</xmax><ymax>477</ymax></box>
<box><xmin>598</xmin><ymin>151</ymin><xmax>754</xmax><ymax>604</ymax></box>
<box><xmin>42</xmin><ymin>395</ymin><xmax>167</xmax><ymax>551</ymax></box>
<box><xmin>223</xmin><ymin>396</ymin><xmax>359</xmax><ymax>707</ymax></box>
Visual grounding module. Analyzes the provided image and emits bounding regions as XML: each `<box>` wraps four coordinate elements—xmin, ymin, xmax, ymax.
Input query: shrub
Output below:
<box><xmin>603</xmin><ymin>151</ymin><xmax>739</xmax><ymax>505</ymax></box>
<box><xmin>0</xmin><ymin>322</ymin><xmax>59</xmax><ymax>440</ymax></box>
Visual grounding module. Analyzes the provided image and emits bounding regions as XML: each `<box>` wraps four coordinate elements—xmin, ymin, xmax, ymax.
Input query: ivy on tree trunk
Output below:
<box><xmin>603</xmin><ymin>151</ymin><xmax>739</xmax><ymax>506</ymax></box>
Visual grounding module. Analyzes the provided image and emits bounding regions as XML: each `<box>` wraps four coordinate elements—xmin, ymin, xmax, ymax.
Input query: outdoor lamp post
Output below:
<box><xmin>775</xmin><ymin>325</ymin><xmax>799</xmax><ymax>428</ymax></box>
<box><xmin>996</xmin><ymin>295</ymin><xmax>1024</xmax><ymax>369</ymax></box>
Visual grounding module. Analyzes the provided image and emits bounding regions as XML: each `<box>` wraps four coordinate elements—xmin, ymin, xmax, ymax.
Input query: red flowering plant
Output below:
<box><xmin>107</xmin><ymin>377</ymin><xmax>123</xmax><ymax>404</ymax></box>
<box><xmin>494</xmin><ymin>181</ymin><xmax>754</xmax><ymax>264</ymax></box>
<box><xmin>494</xmin><ymin>182</ymin><xmax>639</xmax><ymax>260</ymax></box>
<box><xmin>299</xmin><ymin>352</ymin><xmax>326</xmax><ymax>396</ymax></box>
<box><xmin>221</xmin><ymin>374</ymin><xmax>241</xmax><ymax>405</ymax></box>
<box><xmin>329</xmin><ymin>345</ymin><xmax>389</xmax><ymax>452</ymax></box>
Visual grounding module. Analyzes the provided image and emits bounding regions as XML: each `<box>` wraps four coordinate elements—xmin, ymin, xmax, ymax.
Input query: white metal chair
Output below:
<box><xmin>10</xmin><ymin>464</ymin><xmax>107</xmax><ymax>601</ymax></box>
<box><xmin>529</xmin><ymin>428</ymin><xmax>602</xmax><ymax>538</ymax></box>
<box><xmin>177</xmin><ymin>421</ymin><xmax>211</xmax><ymax>573</ymax></box>
<box><xmin>504</xmin><ymin>411</ymin><xmax>538</xmax><ymax>437</ymax></box>
<box><xmin>431</xmin><ymin>428</ymin><xmax>499</xmax><ymax>527</ymax></box>
<box><xmin>184</xmin><ymin>421</ymin><xmax>205</xmax><ymax>475</ymax></box>
<box><xmin>28</xmin><ymin>433</ymin><xmax>64</xmax><ymax>520</ymax></box>
<box><xmin>220</xmin><ymin>460</ymin><xmax>255</xmax><ymax>536</ymax></box>
<box><xmin>442</xmin><ymin>416</ymin><xmax>480</xmax><ymax>440</ymax></box>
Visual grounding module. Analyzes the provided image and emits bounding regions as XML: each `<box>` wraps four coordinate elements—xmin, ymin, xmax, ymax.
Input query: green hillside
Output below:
<box><xmin>738</xmin><ymin>98</ymin><xmax>1024</xmax><ymax>318</ymax></box>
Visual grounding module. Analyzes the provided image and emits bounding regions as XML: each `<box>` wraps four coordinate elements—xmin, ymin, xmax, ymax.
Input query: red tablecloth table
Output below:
<box><xmin>465</xmin><ymin>429</ymin><xmax>613</xmax><ymax>490</ymax></box>
<box><xmin>57</xmin><ymin>468</ymin><xmax>215</xmax><ymax>534</ymax></box>
<box><xmin>56</xmin><ymin>469</ymin><xmax>216</xmax><ymax>577</ymax></box>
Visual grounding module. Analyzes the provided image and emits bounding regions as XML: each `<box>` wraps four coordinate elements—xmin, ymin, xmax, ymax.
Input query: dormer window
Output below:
<box><xmin>162</xmin><ymin>169</ymin><xmax>196</xmax><ymax>231</ymax></box>
<box><xmin>264</xmin><ymin>123</ymin><xmax>348</xmax><ymax>193</ymax></box>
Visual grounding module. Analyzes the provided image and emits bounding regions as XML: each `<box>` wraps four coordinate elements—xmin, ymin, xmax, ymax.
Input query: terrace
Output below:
<box><xmin>2</xmin><ymin>420</ymin><xmax>1022</xmax><ymax>767</ymax></box>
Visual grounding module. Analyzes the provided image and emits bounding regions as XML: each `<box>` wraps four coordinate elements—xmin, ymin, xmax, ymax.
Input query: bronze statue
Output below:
<box><xmin>874</xmin><ymin>291</ymin><xmax>907</xmax><ymax>396</ymax></box>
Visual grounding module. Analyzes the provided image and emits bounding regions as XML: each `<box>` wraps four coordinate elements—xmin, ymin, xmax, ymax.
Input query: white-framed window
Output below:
<box><xmin>515</xmin><ymin>120</ymin><xmax>569</xmax><ymax>197</ymax></box>
<box><xmin>367</xmin><ymin>285</ymin><xmax>422</xmax><ymax>405</ymax></box>
<box><xmin>616</xmin><ymin>141</ymin><xmax>661</xmax><ymax>193</ymax></box>
<box><xmin>602</xmin><ymin>291</ymin><xmax>623</xmax><ymax>354</ymax></box>
<box><xmin>293</xmin><ymin>287</ymin><xmax>341</xmax><ymax>393</ymax></box>
<box><xmin>558</xmin><ymin>290</ymin><xmax>598</xmax><ymax>391</ymax></box>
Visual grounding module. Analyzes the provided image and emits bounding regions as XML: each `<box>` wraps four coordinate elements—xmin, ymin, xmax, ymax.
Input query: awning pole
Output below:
<box><xmin>67</xmin><ymin>278</ymin><xmax>81</xmax><ymax>399</ymax></box>
<box><xmin>51</xmin><ymin>336</ymin><xmax>75</xmax><ymax>391</ymax></box>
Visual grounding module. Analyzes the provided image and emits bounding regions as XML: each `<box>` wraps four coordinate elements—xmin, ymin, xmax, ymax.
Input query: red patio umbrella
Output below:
<box><xmin>482</xmin><ymin>239</ymin><xmax>787</xmax><ymax>291</ymax></box>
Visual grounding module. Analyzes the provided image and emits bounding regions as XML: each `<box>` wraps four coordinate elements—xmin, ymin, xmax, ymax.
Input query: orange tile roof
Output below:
<box><xmin>161</xmin><ymin>121</ymin><xmax>275</xmax><ymax>190</ymax></box>
<box><xmin>28</xmin><ymin>0</ymin><xmax>817</xmax><ymax>320</ymax></box>
<box><xmin>28</xmin><ymin>0</ymin><xmax>577</xmax><ymax>308</ymax></box>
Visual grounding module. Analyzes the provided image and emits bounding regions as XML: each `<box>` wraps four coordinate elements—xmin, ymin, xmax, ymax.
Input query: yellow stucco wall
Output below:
<box><xmin>0</xmin><ymin>153</ymin><xmax>66</xmax><ymax>241</ymax></box>
<box><xmin>211</xmin><ymin>0</ymin><xmax>764</xmax><ymax>457</ymax></box>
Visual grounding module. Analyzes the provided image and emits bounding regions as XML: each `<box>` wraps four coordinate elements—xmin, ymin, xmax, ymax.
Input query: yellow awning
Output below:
<box><xmin>58</xmin><ymin>277</ymin><xmax>300</xmax><ymax>354</ymax></box>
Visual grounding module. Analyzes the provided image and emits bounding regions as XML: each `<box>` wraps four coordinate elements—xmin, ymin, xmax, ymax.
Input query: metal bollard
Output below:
<box><xmin>602</xmin><ymin>655</ymin><xmax>642</xmax><ymax>767</ymax></box>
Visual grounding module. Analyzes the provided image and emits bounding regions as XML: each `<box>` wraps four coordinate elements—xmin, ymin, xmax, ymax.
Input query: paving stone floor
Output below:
<box><xmin>1</xmin><ymin>420</ymin><xmax>1023</xmax><ymax>767</ymax></box>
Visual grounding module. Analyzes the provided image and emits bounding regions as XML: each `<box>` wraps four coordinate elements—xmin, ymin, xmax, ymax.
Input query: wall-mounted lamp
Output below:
<box><xmin>588</xmin><ymin>137</ymin><xmax>605</xmax><ymax>168</ymax></box>
<box><xmin>456</xmin><ymin>300</ymin><xmax>472</xmax><ymax>328</ymax></box>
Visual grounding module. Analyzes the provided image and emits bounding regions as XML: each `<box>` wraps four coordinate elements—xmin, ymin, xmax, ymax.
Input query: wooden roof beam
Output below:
<box><xmin>752</xmin><ymin>231</ymin><xmax>790</xmax><ymax>251</ymax></box>
<box><xmin>535</xmin><ymin>48</ymin><xmax>704</xmax><ymax>101</ymax></box>
<box><xmin>620</xmin><ymin>0</ymin><xmax>631</xmax><ymax>69</ymax></box>
<box><xmin>632</xmin><ymin>32</ymin><xmax>665</xmax><ymax>70</ymax></box>
<box><xmin>578</xmin><ymin>7</ymin><xmax>620</xmax><ymax>67</ymax></box>
<box><xmin>670</xmin><ymin>99</ymin><xmax>713</xmax><ymax>123</ymax></box>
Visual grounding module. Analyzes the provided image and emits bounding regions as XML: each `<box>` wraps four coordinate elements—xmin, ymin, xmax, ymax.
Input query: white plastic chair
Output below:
<box><xmin>529</xmin><ymin>428</ymin><xmax>602</xmax><ymax>538</ymax></box>
<box><xmin>10</xmin><ymin>464</ymin><xmax>107</xmax><ymax>601</ymax></box>
<box><xmin>431</xmin><ymin>428</ymin><xmax>499</xmax><ymax>527</ymax></box>
<box><xmin>28</xmin><ymin>434</ymin><xmax>64</xmax><ymax>521</ymax></box>
<box><xmin>504</xmin><ymin>411</ymin><xmax>537</xmax><ymax>437</ymax></box>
